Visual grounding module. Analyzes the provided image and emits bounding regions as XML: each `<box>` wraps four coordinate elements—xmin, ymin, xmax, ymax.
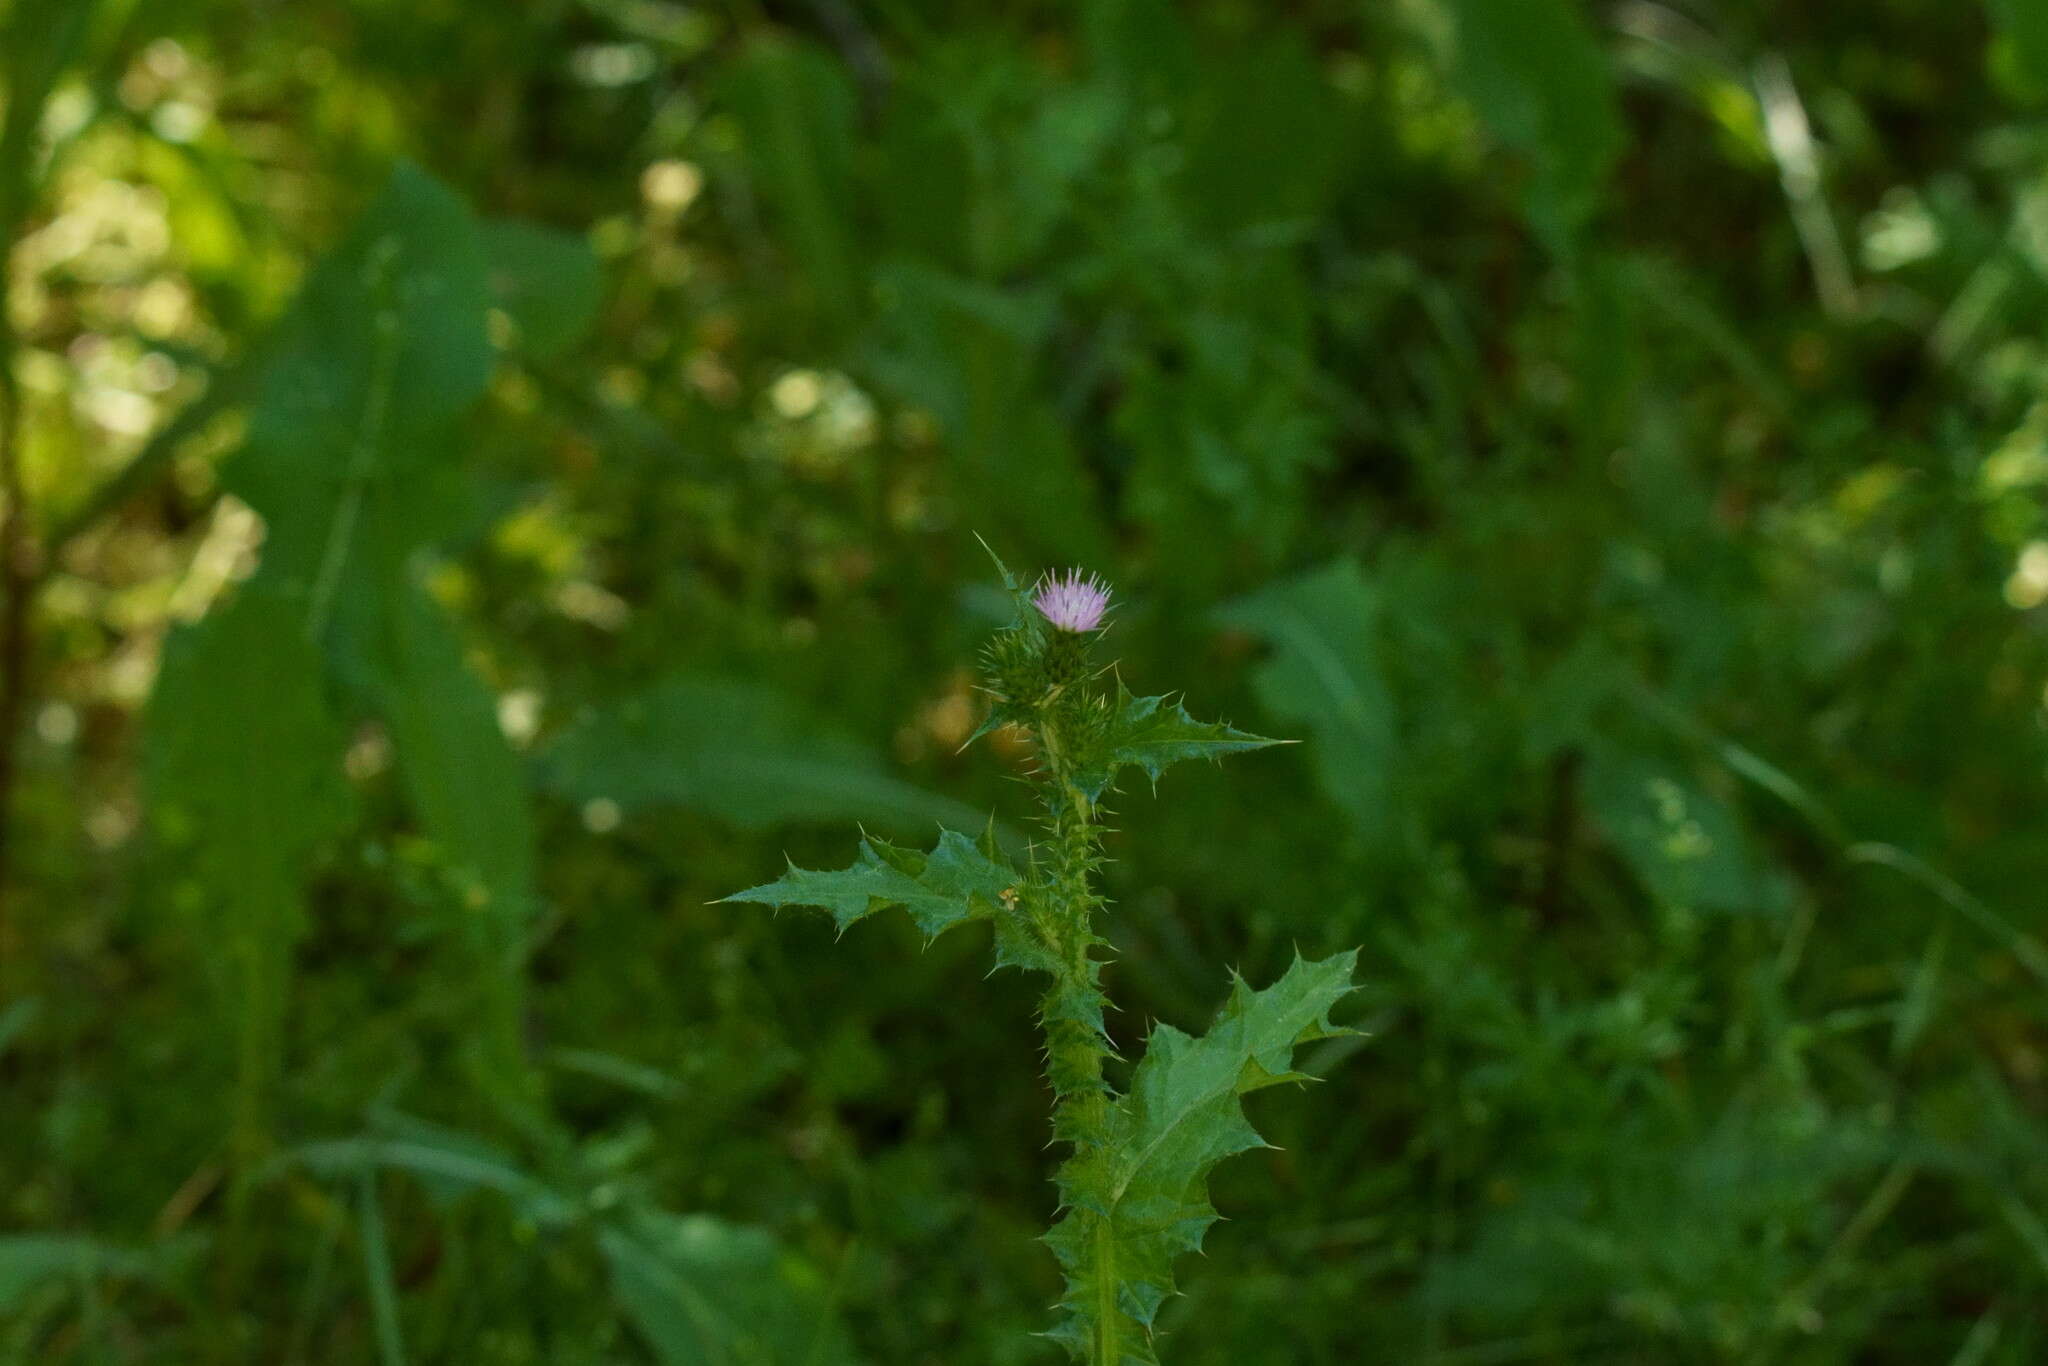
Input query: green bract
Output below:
<box><xmin>726</xmin><ymin>555</ymin><xmax>1361</xmax><ymax>1364</ymax></box>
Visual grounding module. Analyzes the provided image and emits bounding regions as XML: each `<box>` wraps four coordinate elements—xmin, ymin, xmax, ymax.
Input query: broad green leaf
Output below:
<box><xmin>724</xmin><ymin>827</ymin><xmax>1018</xmax><ymax>941</ymax></box>
<box><xmin>228</xmin><ymin>162</ymin><xmax>494</xmax><ymax>591</ymax></box>
<box><xmin>364</xmin><ymin>577</ymin><xmax>537</xmax><ymax>1092</ymax></box>
<box><xmin>602</xmin><ymin>1210</ymin><xmax>863</xmax><ymax>1366</ymax></box>
<box><xmin>1426</xmin><ymin>0</ymin><xmax>1622</xmax><ymax>242</ymax></box>
<box><xmin>376</xmin><ymin>581</ymin><xmax>537</xmax><ymax>926</ymax></box>
<box><xmin>1045</xmin><ymin>951</ymin><xmax>1358</xmax><ymax>1360</ymax></box>
<box><xmin>480</xmin><ymin>218</ymin><xmax>602</xmax><ymax>358</ymax></box>
<box><xmin>540</xmin><ymin>674</ymin><xmax>995</xmax><ymax>836</ymax></box>
<box><xmin>147</xmin><ymin>589</ymin><xmax>353</xmax><ymax>907</ymax></box>
<box><xmin>1215</xmin><ymin>560</ymin><xmax>1399</xmax><ymax>847</ymax></box>
<box><xmin>212</xmin><ymin>164</ymin><xmax>544</xmax><ymax>1088</ymax></box>
<box><xmin>1071</xmin><ymin>686</ymin><xmax>1282</xmax><ymax>801</ymax></box>
<box><xmin>147</xmin><ymin>584</ymin><xmax>354</xmax><ymax>1141</ymax></box>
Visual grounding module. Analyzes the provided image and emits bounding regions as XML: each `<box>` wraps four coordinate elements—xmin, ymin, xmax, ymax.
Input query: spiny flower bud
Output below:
<box><xmin>1032</xmin><ymin>570</ymin><xmax>1111</xmax><ymax>633</ymax></box>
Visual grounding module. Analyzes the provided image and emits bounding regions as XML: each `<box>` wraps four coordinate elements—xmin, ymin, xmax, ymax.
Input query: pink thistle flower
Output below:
<box><xmin>1032</xmin><ymin>569</ymin><xmax>1112</xmax><ymax>633</ymax></box>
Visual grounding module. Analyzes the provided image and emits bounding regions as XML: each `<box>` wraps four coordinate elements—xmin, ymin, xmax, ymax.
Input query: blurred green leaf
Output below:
<box><xmin>540</xmin><ymin>675</ymin><xmax>993</xmax><ymax>835</ymax></box>
<box><xmin>289</xmin><ymin>1124</ymin><xmax>862</xmax><ymax>1361</ymax></box>
<box><xmin>228</xmin><ymin>162</ymin><xmax>494</xmax><ymax>590</ymax></box>
<box><xmin>1216</xmin><ymin>561</ymin><xmax>1399</xmax><ymax>848</ymax></box>
<box><xmin>286</xmin><ymin>1130</ymin><xmax>577</xmax><ymax>1229</ymax></box>
<box><xmin>1426</xmin><ymin>0</ymin><xmax>1621</xmax><ymax>241</ymax></box>
<box><xmin>1584</xmin><ymin>749</ymin><xmax>1777</xmax><ymax>914</ymax></box>
<box><xmin>602</xmin><ymin>1211</ymin><xmax>863</xmax><ymax>1366</ymax></box>
<box><xmin>146</xmin><ymin>584</ymin><xmax>354</xmax><ymax>1136</ymax></box>
<box><xmin>362</xmin><ymin>575</ymin><xmax>539</xmax><ymax>1091</ymax></box>
<box><xmin>376</xmin><ymin>580</ymin><xmax>537</xmax><ymax>926</ymax></box>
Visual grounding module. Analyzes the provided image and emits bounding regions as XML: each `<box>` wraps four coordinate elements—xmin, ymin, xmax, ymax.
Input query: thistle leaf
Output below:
<box><xmin>1072</xmin><ymin>686</ymin><xmax>1282</xmax><ymax>801</ymax></box>
<box><xmin>724</xmin><ymin>827</ymin><xmax>1021</xmax><ymax>941</ymax></box>
<box><xmin>1046</xmin><ymin>950</ymin><xmax>1359</xmax><ymax>1360</ymax></box>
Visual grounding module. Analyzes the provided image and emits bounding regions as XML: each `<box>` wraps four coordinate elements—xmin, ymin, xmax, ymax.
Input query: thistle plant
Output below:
<box><xmin>727</xmin><ymin>550</ymin><xmax>1359</xmax><ymax>1364</ymax></box>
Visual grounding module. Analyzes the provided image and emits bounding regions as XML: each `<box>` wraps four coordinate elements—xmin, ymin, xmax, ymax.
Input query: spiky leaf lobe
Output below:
<box><xmin>1071</xmin><ymin>686</ymin><xmax>1282</xmax><ymax>801</ymax></box>
<box><xmin>1045</xmin><ymin>950</ymin><xmax>1359</xmax><ymax>1361</ymax></box>
<box><xmin>724</xmin><ymin>827</ymin><xmax>1019</xmax><ymax>941</ymax></box>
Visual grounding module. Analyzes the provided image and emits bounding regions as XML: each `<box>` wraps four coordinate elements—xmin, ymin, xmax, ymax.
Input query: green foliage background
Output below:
<box><xmin>4</xmin><ymin>0</ymin><xmax>2048</xmax><ymax>1361</ymax></box>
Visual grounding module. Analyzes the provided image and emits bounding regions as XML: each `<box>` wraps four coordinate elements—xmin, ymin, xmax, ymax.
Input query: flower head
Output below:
<box><xmin>1032</xmin><ymin>569</ymin><xmax>1112</xmax><ymax>633</ymax></box>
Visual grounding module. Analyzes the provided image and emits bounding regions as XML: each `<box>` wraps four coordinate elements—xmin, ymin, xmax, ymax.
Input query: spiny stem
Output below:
<box><xmin>1031</xmin><ymin>713</ymin><xmax>1121</xmax><ymax>1366</ymax></box>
